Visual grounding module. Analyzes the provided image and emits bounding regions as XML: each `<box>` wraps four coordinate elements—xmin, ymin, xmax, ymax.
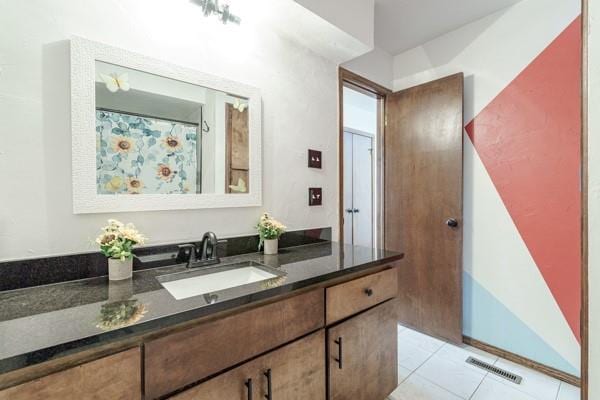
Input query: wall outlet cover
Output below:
<box><xmin>308</xmin><ymin>149</ymin><xmax>322</xmax><ymax>169</ymax></box>
<box><xmin>309</xmin><ymin>187</ymin><xmax>322</xmax><ymax>206</ymax></box>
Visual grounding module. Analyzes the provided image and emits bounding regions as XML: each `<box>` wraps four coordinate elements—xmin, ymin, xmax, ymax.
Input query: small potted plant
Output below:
<box><xmin>256</xmin><ymin>212</ymin><xmax>286</xmax><ymax>255</ymax></box>
<box><xmin>96</xmin><ymin>219</ymin><xmax>145</xmax><ymax>280</ymax></box>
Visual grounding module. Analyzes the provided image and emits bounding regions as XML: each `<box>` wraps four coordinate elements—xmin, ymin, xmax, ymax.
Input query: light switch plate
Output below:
<box><xmin>308</xmin><ymin>149</ymin><xmax>322</xmax><ymax>169</ymax></box>
<box><xmin>309</xmin><ymin>187</ymin><xmax>322</xmax><ymax>206</ymax></box>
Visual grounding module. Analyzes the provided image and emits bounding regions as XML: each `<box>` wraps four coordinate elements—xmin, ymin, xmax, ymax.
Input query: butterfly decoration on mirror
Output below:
<box><xmin>100</xmin><ymin>72</ymin><xmax>130</xmax><ymax>93</ymax></box>
<box><xmin>232</xmin><ymin>98</ymin><xmax>248</xmax><ymax>112</ymax></box>
<box><xmin>229</xmin><ymin>178</ymin><xmax>247</xmax><ymax>193</ymax></box>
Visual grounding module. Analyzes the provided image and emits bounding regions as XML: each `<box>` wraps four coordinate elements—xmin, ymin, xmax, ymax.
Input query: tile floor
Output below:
<box><xmin>388</xmin><ymin>325</ymin><xmax>580</xmax><ymax>400</ymax></box>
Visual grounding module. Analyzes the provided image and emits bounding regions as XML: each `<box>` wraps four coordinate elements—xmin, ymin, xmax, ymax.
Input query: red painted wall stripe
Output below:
<box><xmin>465</xmin><ymin>16</ymin><xmax>582</xmax><ymax>341</ymax></box>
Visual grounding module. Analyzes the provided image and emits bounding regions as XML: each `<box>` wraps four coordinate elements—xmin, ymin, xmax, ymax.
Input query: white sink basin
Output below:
<box><xmin>158</xmin><ymin>262</ymin><xmax>285</xmax><ymax>300</ymax></box>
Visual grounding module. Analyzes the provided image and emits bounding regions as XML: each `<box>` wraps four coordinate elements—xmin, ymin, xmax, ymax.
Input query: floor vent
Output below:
<box><xmin>466</xmin><ymin>357</ymin><xmax>523</xmax><ymax>384</ymax></box>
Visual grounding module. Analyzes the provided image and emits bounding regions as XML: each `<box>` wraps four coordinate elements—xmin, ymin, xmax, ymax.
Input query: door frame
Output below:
<box><xmin>338</xmin><ymin>68</ymin><xmax>390</xmax><ymax>246</ymax></box>
<box><xmin>581</xmin><ymin>0</ymin><xmax>589</xmax><ymax>397</ymax></box>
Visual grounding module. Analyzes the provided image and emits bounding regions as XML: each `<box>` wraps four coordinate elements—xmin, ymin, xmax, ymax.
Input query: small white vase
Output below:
<box><xmin>263</xmin><ymin>239</ymin><xmax>278</xmax><ymax>255</ymax></box>
<box><xmin>108</xmin><ymin>257</ymin><xmax>133</xmax><ymax>281</ymax></box>
<box><xmin>108</xmin><ymin>279</ymin><xmax>134</xmax><ymax>301</ymax></box>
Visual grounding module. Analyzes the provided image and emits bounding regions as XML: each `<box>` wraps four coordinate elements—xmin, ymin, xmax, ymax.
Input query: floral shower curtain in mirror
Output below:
<box><xmin>96</xmin><ymin>110</ymin><xmax>199</xmax><ymax>195</ymax></box>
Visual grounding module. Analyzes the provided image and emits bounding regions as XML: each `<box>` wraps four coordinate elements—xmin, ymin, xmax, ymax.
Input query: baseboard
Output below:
<box><xmin>463</xmin><ymin>336</ymin><xmax>580</xmax><ymax>387</ymax></box>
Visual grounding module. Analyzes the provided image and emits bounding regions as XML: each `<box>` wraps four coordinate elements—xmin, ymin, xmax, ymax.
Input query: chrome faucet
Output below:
<box><xmin>200</xmin><ymin>231</ymin><xmax>219</xmax><ymax>263</ymax></box>
<box><xmin>177</xmin><ymin>231</ymin><xmax>220</xmax><ymax>268</ymax></box>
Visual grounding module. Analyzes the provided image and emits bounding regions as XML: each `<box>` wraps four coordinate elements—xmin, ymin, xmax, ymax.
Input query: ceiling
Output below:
<box><xmin>375</xmin><ymin>0</ymin><xmax>523</xmax><ymax>55</ymax></box>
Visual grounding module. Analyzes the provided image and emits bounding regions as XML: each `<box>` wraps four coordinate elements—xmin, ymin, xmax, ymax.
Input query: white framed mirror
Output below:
<box><xmin>70</xmin><ymin>36</ymin><xmax>261</xmax><ymax>214</ymax></box>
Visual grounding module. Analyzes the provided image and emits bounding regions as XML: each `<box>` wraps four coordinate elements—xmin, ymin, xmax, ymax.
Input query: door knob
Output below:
<box><xmin>345</xmin><ymin>208</ymin><xmax>354</xmax><ymax>213</ymax></box>
<box><xmin>353</xmin><ymin>208</ymin><xmax>360</xmax><ymax>213</ymax></box>
<box><xmin>446</xmin><ymin>218</ymin><xmax>459</xmax><ymax>228</ymax></box>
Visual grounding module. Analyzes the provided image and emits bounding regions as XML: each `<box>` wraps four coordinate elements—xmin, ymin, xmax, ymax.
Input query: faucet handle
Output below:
<box><xmin>176</xmin><ymin>243</ymin><xmax>196</xmax><ymax>265</ymax></box>
<box><xmin>212</xmin><ymin>239</ymin><xmax>228</xmax><ymax>259</ymax></box>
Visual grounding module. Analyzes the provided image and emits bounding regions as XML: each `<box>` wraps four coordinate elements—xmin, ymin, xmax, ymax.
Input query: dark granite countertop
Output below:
<box><xmin>0</xmin><ymin>241</ymin><xmax>403</xmax><ymax>375</ymax></box>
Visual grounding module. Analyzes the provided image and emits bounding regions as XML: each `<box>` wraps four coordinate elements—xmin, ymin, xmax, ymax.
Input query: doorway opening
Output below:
<box><xmin>338</xmin><ymin>68</ymin><xmax>389</xmax><ymax>248</ymax></box>
<box><xmin>343</xmin><ymin>89</ymin><xmax>377</xmax><ymax>248</ymax></box>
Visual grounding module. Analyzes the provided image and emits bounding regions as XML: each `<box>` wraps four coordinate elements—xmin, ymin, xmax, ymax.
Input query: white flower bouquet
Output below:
<box><xmin>96</xmin><ymin>219</ymin><xmax>146</xmax><ymax>261</ymax></box>
<box><xmin>256</xmin><ymin>212</ymin><xmax>286</xmax><ymax>250</ymax></box>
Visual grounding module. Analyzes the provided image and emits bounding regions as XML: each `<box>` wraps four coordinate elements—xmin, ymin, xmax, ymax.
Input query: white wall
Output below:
<box><xmin>249</xmin><ymin>0</ymin><xmax>372</xmax><ymax>65</ymax></box>
<box><xmin>342</xmin><ymin>87</ymin><xmax>378</xmax><ymax>134</ymax></box>
<box><xmin>342</xmin><ymin>47</ymin><xmax>393</xmax><ymax>90</ymax></box>
<box><xmin>294</xmin><ymin>0</ymin><xmax>374</xmax><ymax>49</ymax></box>
<box><xmin>0</xmin><ymin>0</ymin><xmax>339</xmax><ymax>260</ymax></box>
<box><xmin>587</xmin><ymin>0</ymin><xmax>600</xmax><ymax>396</ymax></box>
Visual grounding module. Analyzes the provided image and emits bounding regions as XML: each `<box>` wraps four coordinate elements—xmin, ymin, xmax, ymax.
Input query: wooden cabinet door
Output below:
<box><xmin>0</xmin><ymin>348</ymin><xmax>141</xmax><ymax>400</ymax></box>
<box><xmin>255</xmin><ymin>330</ymin><xmax>325</xmax><ymax>400</ymax></box>
<box><xmin>171</xmin><ymin>330</ymin><xmax>325</xmax><ymax>400</ymax></box>
<box><xmin>145</xmin><ymin>289</ymin><xmax>324</xmax><ymax>399</ymax></box>
<box><xmin>328</xmin><ymin>301</ymin><xmax>397</xmax><ymax>400</ymax></box>
<box><xmin>168</xmin><ymin>360</ymin><xmax>255</xmax><ymax>400</ymax></box>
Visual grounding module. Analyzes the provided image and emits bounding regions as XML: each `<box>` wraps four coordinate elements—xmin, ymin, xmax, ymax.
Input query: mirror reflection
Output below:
<box><xmin>95</xmin><ymin>61</ymin><xmax>250</xmax><ymax>195</ymax></box>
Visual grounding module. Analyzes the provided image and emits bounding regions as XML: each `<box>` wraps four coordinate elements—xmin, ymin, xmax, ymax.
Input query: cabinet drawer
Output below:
<box><xmin>0</xmin><ymin>348</ymin><xmax>141</xmax><ymax>400</ymax></box>
<box><xmin>326</xmin><ymin>267</ymin><xmax>397</xmax><ymax>324</ymax></box>
<box><xmin>171</xmin><ymin>330</ymin><xmax>325</xmax><ymax>400</ymax></box>
<box><xmin>145</xmin><ymin>288</ymin><xmax>324</xmax><ymax>399</ymax></box>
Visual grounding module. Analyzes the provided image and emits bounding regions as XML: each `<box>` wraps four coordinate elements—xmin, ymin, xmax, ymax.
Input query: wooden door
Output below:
<box><xmin>384</xmin><ymin>73</ymin><xmax>464</xmax><ymax>343</ymax></box>
<box><xmin>171</xmin><ymin>330</ymin><xmax>325</xmax><ymax>400</ymax></box>
<box><xmin>328</xmin><ymin>301</ymin><xmax>397</xmax><ymax>400</ymax></box>
<box><xmin>225</xmin><ymin>103</ymin><xmax>249</xmax><ymax>193</ymax></box>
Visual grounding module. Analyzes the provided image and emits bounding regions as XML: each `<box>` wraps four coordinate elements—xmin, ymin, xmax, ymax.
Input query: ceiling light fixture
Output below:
<box><xmin>192</xmin><ymin>0</ymin><xmax>241</xmax><ymax>25</ymax></box>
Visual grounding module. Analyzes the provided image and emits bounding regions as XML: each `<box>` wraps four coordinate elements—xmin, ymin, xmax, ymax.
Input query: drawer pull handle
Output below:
<box><xmin>334</xmin><ymin>337</ymin><xmax>343</xmax><ymax>369</ymax></box>
<box><xmin>364</xmin><ymin>288</ymin><xmax>374</xmax><ymax>297</ymax></box>
<box><xmin>264</xmin><ymin>369</ymin><xmax>272</xmax><ymax>400</ymax></box>
<box><xmin>245</xmin><ymin>378</ymin><xmax>253</xmax><ymax>400</ymax></box>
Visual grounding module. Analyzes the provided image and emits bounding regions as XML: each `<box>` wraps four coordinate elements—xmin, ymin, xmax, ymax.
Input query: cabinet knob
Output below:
<box><xmin>364</xmin><ymin>288</ymin><xmax>374</xmax><ymax>297</ymax></box>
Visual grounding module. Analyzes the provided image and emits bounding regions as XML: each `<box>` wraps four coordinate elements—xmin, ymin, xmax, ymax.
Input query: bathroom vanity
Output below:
<box><xmin>0</xmin><ymin>241</ymin><xmax>403</xmax><ymax>400</ymax></box>
<box><xmin>0</xmin><ymin>37</ymin><xmax>404</xmax><ymax>399</ymax></box>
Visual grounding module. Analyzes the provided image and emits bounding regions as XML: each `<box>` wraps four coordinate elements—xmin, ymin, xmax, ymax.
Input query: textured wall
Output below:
<box><xmin>393</xmin><ymin>0</ymin><xmax>582</xmax><ymax>376</ymax></box>
<box><xmin>0</xmin><ymin>0</ymin><xmax>339</xmax><ymax>260</ymax></box>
